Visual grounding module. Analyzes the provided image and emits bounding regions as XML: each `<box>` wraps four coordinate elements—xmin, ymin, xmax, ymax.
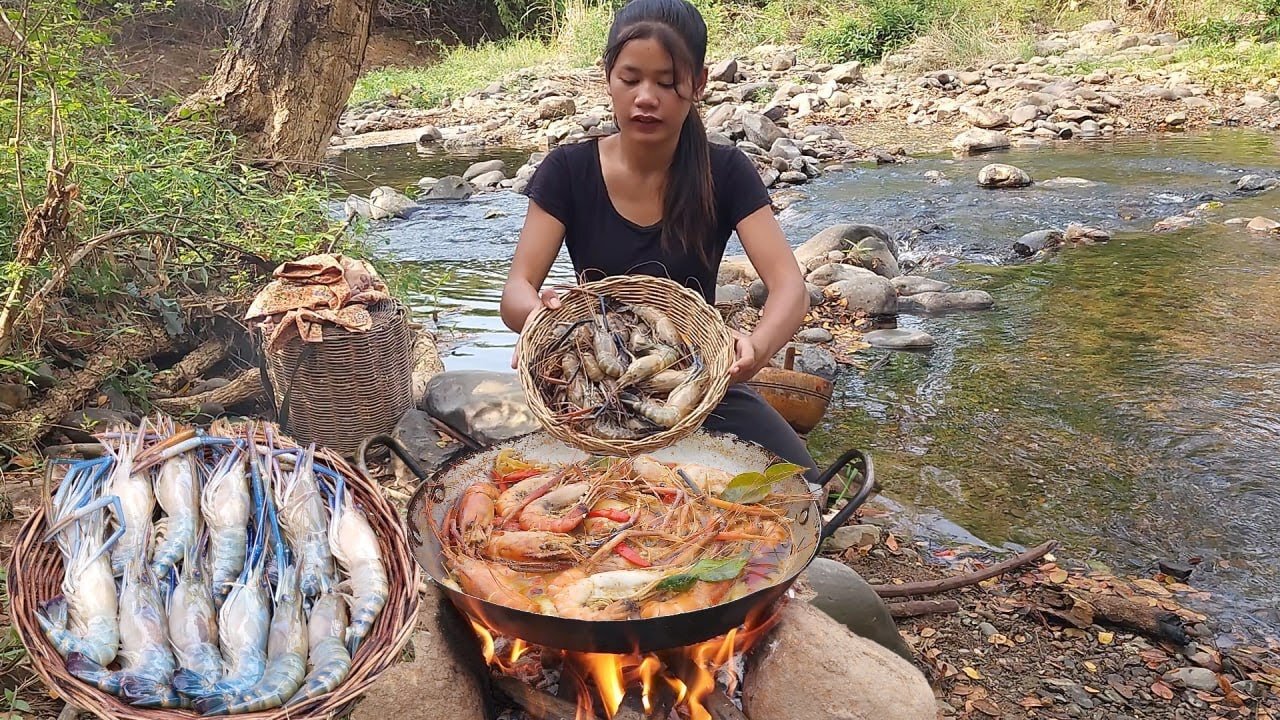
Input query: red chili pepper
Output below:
<box><xmin>614</xmin><ymin>542</ymin><xmax>651</xmax><ymax>567</ymax></box>
<box><xmin>587</xmin><ymin>508</ymin><xmax>631</xmax><ymax>523</ymax></box>
<box><xmin>500</xmin><ymin>469</ymin><xmax>542</xmax><ymax>484</ymax></box>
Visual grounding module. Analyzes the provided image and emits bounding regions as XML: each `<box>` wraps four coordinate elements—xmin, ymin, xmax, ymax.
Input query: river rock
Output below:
<box><xmin>59</xmin><ymin>408</ymin><xmax>140</xmax><ymax>443</ymax></box>
<box><xmin>950</xmin><ymin>128</ymin><xmax>1010</xmax><ymax>154</ymax></box>
<box><xmin>0</xmin><ymin>382</ymin><xmax>30</xmax><ymax>410</ymax></box>
<box><xmin>825</xmin><ymin>61</ymin><xmax>863</xmax><ymax>84</ymax></box>
<box><xmin>1041</xmin><ymin>176</ymin><xmax>1097</xmax><ymax>188</ymax></box>
<box><xmin>742</xmin><ymin>600</ymin><xmax>936</xmax><ymax>720</ymax></box>
<box><xmin>1163</xmin><ymin>667</ymin><xmax>1220</xmax><ymax>692</ymax></box>
<box><xmin>718</xmin><ymin>254</ymin><xmax>757</xmax><ymax>283</ymax></box>
<box><xmin>1237</xmin><ymin>175</ymin><xmax>1278</xmax><ymax>192</ymax></box>
<box><xmin>898</xmin><ymin>290</ymin><xmax>994</xmax><ymax>314</ymax></box>
<box><xmin>961</xmin><ymin>105</ymin><xmax>1009</xmax><ymax>129</ymax></box>
<box><xmin>807</xmin><ymin>263</ymin><xmax>877</xmax><ymax>287</ymax></box>
<box><xmin>1247</xmin><ymin>216</ymin><xmax>1280</xmax><ymax>232</ymax></box>
<box><xmin>891</xmin><ymin>276</ymin><xmax>951</xmax><ymax>295</ymax></box>
<box><xmin>1065</xmin><ymin>224</ymin><xmax>1111</xmax><ymax>244</ymax></box>
<box><xmin>706</xmin><ymin>102</ymin><xmax>738</xmax><ymax>128</ymax></box>
<box><xmin>771</xmin><ymin>344</ymin><xmax>838</xmax><ymax>381</ymax></box>
<box><xmin>862</xmin><ymin>328</ymin><xmax>935</xmax><ymax>349</ymax></box>
<box><xmin>806</xmin><ymin>283</ymin><xmax>824</xmax><ymax>307</ymax></box>
<box><xmin>1010</xmin><ymin>105</ymin><xmax>1041</xmax><ymax>125</ymax></box>
<box><xmin>742</xmin><ymin>112</ymin><xmax>785</xmax><ymax>149</ymax></box>
<box><xmin>709</xmin><ymin>57</ymin><xmax>738</xmax><ymax>82</ymax></box>
<box><xmin>352</xmin><ymin>583</ymin><xmax>488</xmax><ymax>720</ymax></box>
<box><xmin>409</xmin><ymin>124</ymin><xmax>444</xmax><ymax>146</ymax></box>
<box><xmin>462</xmin><ymin>159</ymin><xmax>506</xmax><ymax>181</ymax></box>
<box><xmin>747</xmin><ymin>278</ymin><xmax>769</xmax><ymax>308</ymax></box>
<box><xmin>796</xmin><ymin>328</ymin><xmax>833</xmax><ymax>344</ymax></box>
<box><xmin>343</xmin><ymin>194</ymin><xmax>373</xmax><ymax>220</ymax></box>
<box><xmin>538</xmin><ymin>96</ymin><xmax>576</xmax><ymax>120</ymax></box>
<box><xmin>824</xmin><ymin>275</ymin><xmax>897</xmax><ymax>315</ymax></box>
<box><xmin>470</xmin><ymin>170</ymin><xmax>506</xmax><ymax>189</ymax></box>
<box><xmin>1081</xmin><ymin>18</ymin><xmax>1119</xmax><ymax>33</ymax></box>
<box><xmin>795</xmin><ymin>224</ymin><xmax>895</xmax><ymax>269</ymax></box>
<box><xmin>423</xmin><ymin>371</ymin><xmax>538</xmax><ymax>447</ymax></box>
<box><xmin>1013</xmin><ymin>228</ymin><xmax>1064</xmax><ymax>256</ymax></box>
<box><xmin>389</xmin><ymin>409</ymin><xmax>461</xmax><ymax>488</ymax></box>
<box><xmin>715</xmin><ymin>284</ymin><xmax>747</xmax><ymax>306</ymax></box>
<box><xmin>423</xmin><ymin>175</ymin><xmax>474</xmax><ymax>201</ymax></box>
<box><xmin>799</xmin><ymin>558</ymin><xmax>914</xmax><ymax>663</ymax></box>
<box><xmin>368</xmin><ymin>185</ymin><xmax>417</xmax><ymax>220</ymax></box>
<box><xmin>978</xmin><ymin>163</ymin><xmax>1032</xmax><ymax>188</ymax></box>
<box><xmin>823</xmin><ymin>524</ymin><xmax>881</xmax><ymax>551</ymax></box>
<box><xmin>849</xmin><ymin>237</ymin><xmax>900</xmax><ymax>278</ymax></box>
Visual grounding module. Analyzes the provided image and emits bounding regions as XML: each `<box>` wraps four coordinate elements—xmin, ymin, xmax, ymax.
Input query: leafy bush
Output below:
<box><xmin>805</xmin><ymin>0</ymin><xmax>934</xmax><ymax>62</ymax></box>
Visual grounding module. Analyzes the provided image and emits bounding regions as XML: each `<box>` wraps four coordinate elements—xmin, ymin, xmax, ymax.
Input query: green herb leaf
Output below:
<box><xmin>656</xmin><ymin>573</ymin><xmax>698</xmax><ymax>593</ymax></box>
<box><xmin>689</xmin><ymin>554</ymin><xmax>750</xmax><ymax>582</ymax></box>
<box><xmin>719</xmin><ymin>462</ymin><xmax>805</xmax><ymax>503</ymax></box>
<box><xmin>765</xmin><ymin>462</ymin><xmax>807</xmax><ymax>483</ymax></box>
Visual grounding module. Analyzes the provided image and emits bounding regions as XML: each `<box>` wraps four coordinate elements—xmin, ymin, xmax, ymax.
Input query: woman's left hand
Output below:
<box><xmin>728</xmin><ymin>329</ymin><xmax>767</xmax><ymax>384</ymax></box>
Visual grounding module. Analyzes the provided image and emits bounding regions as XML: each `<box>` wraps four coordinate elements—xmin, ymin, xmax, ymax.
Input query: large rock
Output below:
<box><xmin>898</xmin><ymin>290</ymin><xmax>994</xmax><ymax>314</ymax></box>
<box><xmin>59</xmin><ymin>408</ymin><xmax>140</xmax><ymax>443</ymax></box>
<box><xmin>824</xmin><ymin>274</ymin><xmax>897</xmax><ymax>315</ymax></box>
<box><xmin>742</xmin><ymin>112</ymin><xmax>785</xmax><ymax>149</ymax></box>
<box><xmin>978</xmin><ymin>163</ymin><xmax>1033</xmax><ymax>188</ymax></box>
<box><xmin>742</xmin><ymin>600</ymin><xmax>936</xmax><ymax>720</ymax></box>
<box><xmin>462</xmin><ymin>159</ymin><xmax>506</xmax><ymax>181</ymax></box>
<box><xmin>950</xmin><ymin>128</ymin><xmax>1010</xmax><ymax>154</ymax></box>
<box><xmin>799</xmin><ymin>558</ymin><xmax>914</xmax><ymax>663</ymax></box>
<box><xmin>862</xmin><ymin>328</ymin><xmax>935</xmax><ymax>349</ymax></box>
<box><xmin>1237</xmin><ymin>174</ymin><xmax>1278</xmax><ymax>192</ymax></box>
<box><xmin>807</xmin><ymin>263</ymin><xmax>877</xmax><ymax>287</ymax></box>
<box><xmin>717</xmin><ymin>254</ymin><xmax>758</xmax><ymax>284</ymax></box>
<box><xmin>709</xmin><ymin>57</ymin><xmax>738</xmax><ymax>82</ymax></box>
<box><xmin>715</xmin><ymin>284</ymin><xmax>747</xmax><ymax>306</ymax></box>
<box><xmin>961</xmin><ymin>104</ymin><xmax>1009</xmax><ymax>129</ymax></box>
<box><xmin>423</xmin><ymin>371</ymin><xmax>538</xmax><ymax>447</ymax></box>
<box><xmin>367</xmin><ymin>186</ymin><xmax>418</xmax><ymax>220</ymax></box>
<box><xmin>825</xmin><ymin>61</ymin><xmax>863</xmax><ymax>84</ymax></box>
<box><xmin>1013</xmin><ymin>228</ymin><xmax>1065</xmax><ymax>256</ymax></box>
<box><xmin>422</xmin><ymin>176</ymin><xmax>474</xmax><ymax>201</ymax></box>
<box><xmin>538</xmin><ymin>96</ymin><xmax>576</xmax><ymax>120</ymax></box>
<box><xmin>848</xmin><ymin>237</ymin><xmax>900</xmax><ymax>278</ymax></box>
<box><xmin>771</xmin><ymin>344</ymin><xmax>838</xmax><ymax>381</ymax></box>
<box><xmin>794</xmin><ymin>224</ymin><xmax>895</xmax><ymax>269</ymax></box>
<box><xmin>388</xmin><ymin>409</ymin><xmax>462</xmax><ymax>489</ymax></box>
<box><xmin>351</xmin><ymin>584</ymin><xmax>488</xmax><ymax>720</ymax></box>
<box><xmin>470</xmin><ymin>170</ymin><xmax>507</xmax><ymax>189</ymax></box>
<box><xmin>890</xmin><ymin>276</ymin><xmax>951</xmax><ymax>295</ymax></box>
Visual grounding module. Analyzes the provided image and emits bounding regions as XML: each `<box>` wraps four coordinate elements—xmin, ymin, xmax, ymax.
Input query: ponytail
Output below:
<box><xmin>664</xmin><ymin>107</ymin><xmax>715</xmax><ymax>264</ymax></box>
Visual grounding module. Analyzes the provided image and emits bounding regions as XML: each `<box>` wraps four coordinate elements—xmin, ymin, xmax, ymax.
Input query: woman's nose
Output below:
<box><xmin>635</xmin><ymin>82</ymin><xmax>659</xmax><ymax>108</ymax></box>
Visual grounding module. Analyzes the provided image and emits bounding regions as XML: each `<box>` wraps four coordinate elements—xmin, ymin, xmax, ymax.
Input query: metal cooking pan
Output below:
<box><xmin>379</xmin><ymin>430</ymin><xmax>873</xmax><ymax>654</ymax></box>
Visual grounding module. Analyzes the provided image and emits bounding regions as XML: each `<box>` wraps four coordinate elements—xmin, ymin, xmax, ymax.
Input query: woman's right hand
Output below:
<box><xmin>509</xmin><ymin>288</ymin><xmax>563</xmax><ymax>369</ymax></box>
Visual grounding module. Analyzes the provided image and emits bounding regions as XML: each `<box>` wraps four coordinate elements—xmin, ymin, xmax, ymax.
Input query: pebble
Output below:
<box><xmin>978</xmin><ymin>622</ymin><xmax>998</xmax><ymax>638</ymax></box>
<box><xmin>796</xmin><ymin>328</ymin><xmax>834</xmax><ymax>343</ymax></box>
<box><xmin>1162</xmin><ymin>666</ymin><xmax>1219</xmax><ymax>692</ymax></box>
<box><xmin>861</xmin><ymin>328</ymin><xmax>935</xmax><ymax>349</ymax></box>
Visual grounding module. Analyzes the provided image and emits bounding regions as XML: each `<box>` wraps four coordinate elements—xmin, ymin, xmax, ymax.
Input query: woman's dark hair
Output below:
<box><xmin>603</xmin><ymin>0</ymin><xmax>715</xmax><ymax>264</ymax></box>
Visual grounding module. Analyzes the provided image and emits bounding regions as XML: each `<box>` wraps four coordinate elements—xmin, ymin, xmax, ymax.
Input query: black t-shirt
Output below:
<box><xmin>521</xmin><ymin>139</ymin><xmax>771</xmax><ymax>304</ymax></box>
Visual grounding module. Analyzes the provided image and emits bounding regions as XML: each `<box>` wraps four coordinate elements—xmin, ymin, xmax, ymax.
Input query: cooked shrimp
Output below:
<box><xmin>495</xmin><ymin>472</ymin><xmax>554</xmax><ymax>517</ymax></box>
<box><xmin>450</xmin><ymin>556</ymin><xmax>540</xmax><ymax>613</ymax></box>
<box><xmin>638</xmin><ymin>580</ymin><xmax>732</xmax><ymax>618</ymax></box>
<box><xmin>519</xmin><ymin>481</ymin><xmax>590</xmax><ymax>533</ymax></box>
<box><xmin>457</xmin><ymin>482</ymin><xmax>499</xmax><ymax>546</ymax></box>
<box><xmin>485</xmin><ymin>530</ymin><xmax>579</xmax><ymax>563</ymax></box>
<box><xmin>551</xmin><ymin>569</ymin><xmax>663</xmax><ymax>620</ymax></box>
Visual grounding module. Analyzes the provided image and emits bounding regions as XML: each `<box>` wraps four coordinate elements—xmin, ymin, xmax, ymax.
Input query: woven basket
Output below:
<box><xmin>517</xmin><ymin>275</ymin><xmax>733</xmax><ymax>455</ymax></box>
<box><xmin>262</xmin><ymin>299</ymin><xmax>413</xmax><ymax>456</ymax></box>
<box><xmin>7</xmin><ymin>425</ymin><xmax>420</xmax><ymax>720</ymax></box>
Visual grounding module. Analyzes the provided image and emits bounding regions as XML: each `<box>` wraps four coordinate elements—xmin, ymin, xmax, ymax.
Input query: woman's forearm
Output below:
<box><xmin>751</xmin><ymin>278</ymin><xmax>808</xmax><ymax>361</ymax></box>
<box><xmin>500</xmin><ymin>280</ymin><xmax>541</xmax><ymax>333</ymax></box>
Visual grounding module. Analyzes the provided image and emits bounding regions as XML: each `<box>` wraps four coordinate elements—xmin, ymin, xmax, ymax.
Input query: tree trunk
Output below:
<box><xmin>170</xmin><ymin>0</ymin><xmax>375</xmax><ymax>169</ymax></box>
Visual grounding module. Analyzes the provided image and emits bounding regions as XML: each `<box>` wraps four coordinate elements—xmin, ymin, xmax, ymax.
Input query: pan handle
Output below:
<box><xmin>357</xmin><ymin>433</ymin><xmax>446</xmax><ymax>503</ymax></box>
<box><xmin>813</xmin><ymin>448</ymin><xmax>876</xmax><ymax>541</ymax></box>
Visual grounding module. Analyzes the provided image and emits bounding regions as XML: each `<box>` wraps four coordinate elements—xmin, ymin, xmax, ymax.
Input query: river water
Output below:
<box><xmin>325</xmin><ymin>130</ymin><xmax>1280</xmax><ymax>637</ymax></box>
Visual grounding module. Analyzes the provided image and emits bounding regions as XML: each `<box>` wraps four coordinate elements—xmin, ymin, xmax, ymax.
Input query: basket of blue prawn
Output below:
<box><xmin>7</xmin><ymin>416</ymin><xmax>420</xmax><ymax>720</ymax></box>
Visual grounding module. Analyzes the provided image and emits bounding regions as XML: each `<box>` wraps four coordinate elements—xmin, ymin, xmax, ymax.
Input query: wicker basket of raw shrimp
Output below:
<box><xmin>7</xmin><ymin>416</ymin><xmax>419</xmax><ymax>720</ymax></box>
<box><xmin>517</xmin><ymin>275</ymin><xmax>734</xmax><ymax>455</ymax></box>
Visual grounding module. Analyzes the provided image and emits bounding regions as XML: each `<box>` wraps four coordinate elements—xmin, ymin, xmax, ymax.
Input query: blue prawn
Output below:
<box><xmin>151</xmin><ymin>417</ymin><xmax>201</xmax><ymax>578</ymax></box>
<box><xmin>317</xmin><ymin>467</ymin><xmax>387</xmax><ymax>655</ymax></box>
<box><xmin>201</xmin><ymin>445</ymin><xmax>250</xmax><ymax>608</ymax></box>
<box><xmin>271</xmin><ymin>443</ymin><xmax>334</xmax><ymax>599</ymax></box>
<box><xmin>283</xmin><ymin>583</ymin><xmax>350</xmax><ymax>708</ymax></box>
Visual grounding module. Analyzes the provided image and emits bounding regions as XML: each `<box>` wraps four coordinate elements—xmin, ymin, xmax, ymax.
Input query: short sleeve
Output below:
<box><xmin>521</xmin><ymin>146</ymin><xmax>574</xmax><ymax>226</ymax></box>
<box><xmin>717</xmin><ymin>147</ymin><xmax>773</xmax><ymax>229</ymax></box>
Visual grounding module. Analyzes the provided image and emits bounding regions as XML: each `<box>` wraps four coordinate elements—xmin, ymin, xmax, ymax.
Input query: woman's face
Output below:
<box><xmin>607</xmin><ymin>37</ymin><xmax>704</xmax><ymax>145</ymax></box>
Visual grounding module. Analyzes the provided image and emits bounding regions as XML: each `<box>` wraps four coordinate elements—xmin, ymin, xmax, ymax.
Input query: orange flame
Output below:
<box><xmin>637</xmin><ymin>657</ymin><xmax>662</xmax><ymax>714</ymax></box>
<box><xmin>575</xmin><ymin>653</ymin><xmax>627</xmax><ymax>718</ymax></box>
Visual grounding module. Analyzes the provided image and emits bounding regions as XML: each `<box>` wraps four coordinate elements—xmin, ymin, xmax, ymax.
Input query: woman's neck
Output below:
<box><xmin>614</xmin><ymin>133</ymin><xmax>678</xmax><ymax>177</ymax></box>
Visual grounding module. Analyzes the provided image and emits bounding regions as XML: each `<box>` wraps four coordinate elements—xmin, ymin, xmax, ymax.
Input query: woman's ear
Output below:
<box><xmin>695</xmin><ymin>65</ymin><xmax>709</xmax><ymax>99</ymax></box>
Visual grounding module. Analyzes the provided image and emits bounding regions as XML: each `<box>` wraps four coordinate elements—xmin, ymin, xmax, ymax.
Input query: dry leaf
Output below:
<box><xmin>1194</xmin><ymin>691</ymin><xmax>1224</xmax><ymax>702</ymax></box>
<box><xmin>962</xmin><ymin>666</ymin><xmax>983</xmax><ymax>680</ymax></box>
<box><xmin>1049</xmin><ymin>569</ymin><xmax>1069</xmax><ymax>583</ymax></box>
<box><xmin>1019</xmin><ymin>696</ymin><xmax>1045</xmax><ymax>708</ymax></box>
<box><xmin>989</xmin><ymin>633</ymin><xmax>1010</xmax><ymax>646</ymax></box>
<box><xmin>951</xmin><ymin>684</ymin><xmax>976</xmax><ymax>697</ymax></box>
<box><xmin>1098</xmin><ymin>631</ymin><xmax>1114</xmax><ymax>645</ymax></box>
<box><xmin>970</xmin><ymin>699</ymin><xmax>1001</xmax><ymax>716</ymax></box>
<box><xmin>920</xmin><ymin>627</ymin><xmax>936</xmax><ymax>638</ymax></box>
<box><xmin>1134</xmin><ymin>578</ymin><xmax>1173</xmax><ymax>596</ymax></box>
<box><xmin>1151</xmin><ymin>681</ymin><xmax>1175</xmax><ymax>700</ymax></box>
<box><xmin>1084</xmin><ymin>661</ymin><xmax>1098</xmax><ymax>672</ymax></box>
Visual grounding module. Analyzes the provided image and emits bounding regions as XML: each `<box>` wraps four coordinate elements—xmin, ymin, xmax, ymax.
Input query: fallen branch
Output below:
<box><xmin>0</xmin><ymin>322</ymin><xmax>173</xmax><ymax>452</ymax></box>
<box><xmin>871</xmin><ymin>541</ymin><xmax>1058</xmax><ymax>599</ymax></box>
<box><xmin>887</xmin><ymin>599</ymin><xmax>961</xmax><ymax>618</ymax></box>
<box><xmin>152</xmin><ymin>367</ymin><xmax>263</xmax><ymax>414</ymax></box>
<box><xmin>1039</xmin><ymin>589</ymin><xmax>1190</xmax><ymax>646</ymax></box>
<box><xmin>151</xmin><ymin>336</ymin><xmax>232</xmax><ymax>396</ymax></box>
<box><xmin>492</xmin><ymin>675</ymin><xmax>649</xmax><ymax>720</ymax></box>
<box><xmin>704</xmin><ymin>689</ymin><xmax>751</xmax><ymax>720</ymax></box>
<box><xmin>0</xmin><ymin>159</ymin><xmax>75</xmax><ymax>357</ymax></box>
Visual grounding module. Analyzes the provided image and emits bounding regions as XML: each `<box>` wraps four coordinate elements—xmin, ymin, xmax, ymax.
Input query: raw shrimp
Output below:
<box><xmin>167</xmin><ymin>537</ymin><xmax>222</xmax><ymax>700</ymax></box>
<box><xmin>622</xmin><ymin>359</ymin><xmax>709</xmax><ymax>428</ymax></box>
<box><xmin>630</xmin><ymin>304</ymin><xmax>682</xmax><ymax>347</ymax></box>
<box><xmin>202</xmin><ymin>446</ymin><xmax>250</xmax><ymax>607</ymax></box>
<box><xmin>551</xmin><ymin>569</ymin><xmax>663</xmax><ymax>620</ymax></box>
<box><xmin>485</xmin><ymin>530</ymin><xmax>579</xmax><ymax>563</ymax></box>
<box><xmin>150</xmin><ymin>420</ymin><xmax>200</xmax><ymax>578</ymax></box>
<box><xmin>283</xmin><ymin>586</ymin><xmax>351</xmax><ymax>708</ymax></box>
<box><xmin>642</xmin><ymin>368</ymin><xmax>694</xmax><ymax>393</ymax></box>
<box><xmin>615</xmin><ymin>343</ymin><xmax>681</xmax><ymax>389</ymax></box>
<box><xmin>195</xmin><ymin>563</ymin><xmax>307</xmax><ymax>715</ymax></box>
<box><xmin>67</xmin><ymin>557</ymin><xmax>184</xmax><ymax>708</ymax></box>
<box><xmin>591</xmin><ymin>321</ymin><xmax>627</xmax><ymax>379</ymax></box>
<box><xmin>324</xmin><ymin>471</ymin><xmax>387</xmax><ymax>655</ymax></box>
<box><xmin>519</xmin><ymin>481</ymin><xmax>590</xmax><ymax>533</ymax></box>
<box><xmin>104</xmin><ymin>424</ymin><xmax>155</xmax><ymax>576</ymax></box>
<box><xmin>273</xmin><ymin>444</ymin><xmax>335</xmax><ymax>598</ymax></box>
<box><xmin>38</xmin><ymin>496</ymin><xmax>120</xmax><ymax>667</ymax></box>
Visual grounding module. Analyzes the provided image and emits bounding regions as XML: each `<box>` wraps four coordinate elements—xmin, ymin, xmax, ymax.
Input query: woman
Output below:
<box><xmin>500</xmin><ymin>0</ymin><xmax>820</xmax><ymax>487</ymax></box>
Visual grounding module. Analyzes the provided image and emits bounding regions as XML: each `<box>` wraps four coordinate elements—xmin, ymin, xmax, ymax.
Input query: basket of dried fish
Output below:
<box><xmin>516</xmin><ymin>275</ymin><xmax>734</xmax><ymax>455</ymax></box>
<box><xmin>8</xmin><ymin>416</ymin><xmax>419</xmax><ymax>720</ymax></box>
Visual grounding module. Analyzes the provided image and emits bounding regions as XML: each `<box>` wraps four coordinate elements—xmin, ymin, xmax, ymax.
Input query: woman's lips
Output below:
<box><xmin>631</xmin><ymin>114</ymin><xmax>662</xmax><ymax>130</ymax></box>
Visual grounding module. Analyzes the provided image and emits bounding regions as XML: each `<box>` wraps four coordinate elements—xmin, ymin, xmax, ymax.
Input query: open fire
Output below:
<box><xmin>468</xmin><ymin>607</ymin><xmax>782</xmax><ymax>720</ymax></box>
